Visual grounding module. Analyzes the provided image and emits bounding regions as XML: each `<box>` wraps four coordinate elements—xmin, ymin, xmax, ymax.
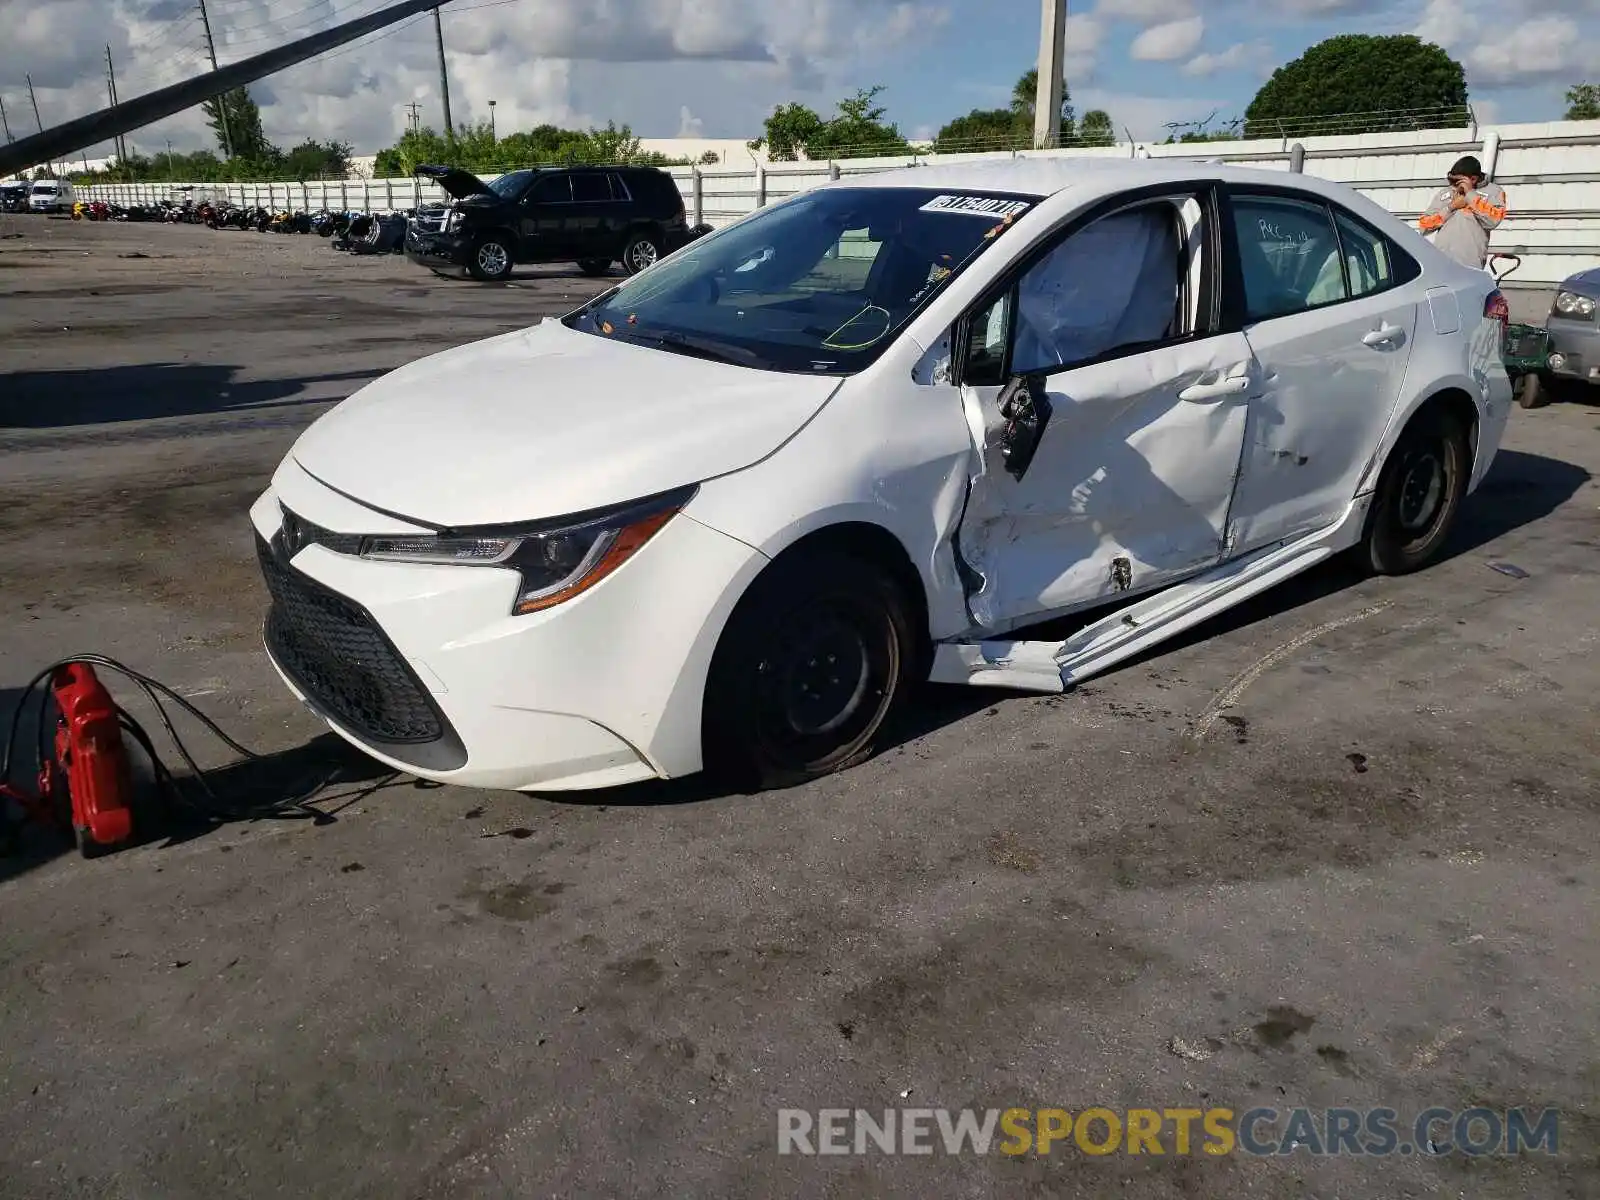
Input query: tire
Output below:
<box><xmin>620</xmin><ymin>230</ymin><xmax>661</xmax><ymax>275</ymax></box>
<box><xmin>1515</xmin><ymin>372</ymin><xmax>1549</xmax><ymax>409</ymax></box>
<box><xmin>1359</xmin><ymin>406</ymin><xmax>1470</xmax><ymax>575</ymax></box>
<box><xmin>702</xmin><ymin>548</ymin><xmax>914</xmax><ymax>791</ymax></box>
<box><xmin>467</xmin><ymin>235</ymin><xmax>514</xmax><ymax>281</ymax></box>
<box><xmin>576</xmin><ymin>258</ymin><xmax>612</xmax><ymax>276</ymax></box>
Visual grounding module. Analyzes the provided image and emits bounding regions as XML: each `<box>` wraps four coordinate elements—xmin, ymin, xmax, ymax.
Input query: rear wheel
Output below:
<box><xmin>467</xmin><ymin>235</ymin><xmax>514</xmax><ymax>281</ymax></box>
<box><xmin>702</xmin><ymin>549</ymin><xmax>913</xmax><ymax>791</ymax></box>
<box><xmin>1360</xmin><ymin>406</ymin><xmax>1470</xmax><ymax>575</ymax></box>
<box><xmin>621</xmin><ymin>231</ymin><xmax>661</xmax><ymax>275</ymax></box>
<box><xmin>576</xmin><ymin>258</ymin><xmax>612</xmax><ymax>276</ymax></box>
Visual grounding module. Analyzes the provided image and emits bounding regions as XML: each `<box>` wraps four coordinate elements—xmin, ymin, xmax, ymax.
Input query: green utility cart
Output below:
<box><xmin>1490</xmin><ymin>253</ymin><xmax>1553</xmax><ymax>409</ymax></box>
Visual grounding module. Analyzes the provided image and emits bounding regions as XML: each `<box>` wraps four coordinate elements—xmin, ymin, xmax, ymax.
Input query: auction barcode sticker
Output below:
<box><xmin>919</xmin><ymin>194</ymin><xmax>1033</xmax><ymax>219</ymax></box>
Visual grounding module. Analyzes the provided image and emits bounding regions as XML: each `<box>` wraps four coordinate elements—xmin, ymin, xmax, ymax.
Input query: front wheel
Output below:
<box><xmin>467</xmin><ymin>236</ymin><xmax>514</xmax><ymax>281</ymax></box>
<box><xmin>620</xmin><ymin>231</ymin><xmax>661</xmax><ymax>275</ymax></box>
<box><xmin>1515</xmin><ymin>372</ymin><xmax>1548</xmax><ymax>409</ymax></box>
<box><xmin>702</xmin><ymin>549</ymin><xmax>914</xmax><ymax>791</ymax></box>
<box><xmin>1359</xmin><ymin>407</ymin><xmax>1470</xmax><ymax>575</ymax></box>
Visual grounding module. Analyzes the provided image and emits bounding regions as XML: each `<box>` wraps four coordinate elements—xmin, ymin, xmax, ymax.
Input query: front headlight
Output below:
<box><xmin>1554</xmin><ymin>291</ymin><xmax>1597</xmax><ymax>319</ymax></box>
<box><xmin>358</xmin><ymin>486</ymin><xmax>694</xmax><ymax>615</ymax></box>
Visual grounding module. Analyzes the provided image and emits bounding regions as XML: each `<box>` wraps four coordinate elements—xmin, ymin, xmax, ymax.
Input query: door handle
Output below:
<box><xmin>1178</xmin><ymin>375</ymin><xmax>1251</xmax><ymax>402</ymax></box>
<box><xmin>1363</xmin><ymin>324</ymin><xmax>1405</xmax><ymax>346</ymax></box>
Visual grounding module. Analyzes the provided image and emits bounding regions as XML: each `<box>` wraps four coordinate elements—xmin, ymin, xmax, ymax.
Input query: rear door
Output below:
<box><xmin>566</xmin><ymin>172</ymin><xmax>613</xmax><ymax>257</ymax></box>
<box><xmin>952</xmin><ymin>183</ymin><xmax>1258</xmax><ymax>631</ymax></box>
<box><xmin>1221</xmin><ymin>188</ymin><xmax>1422</xmax><ymax>553</ymax></box>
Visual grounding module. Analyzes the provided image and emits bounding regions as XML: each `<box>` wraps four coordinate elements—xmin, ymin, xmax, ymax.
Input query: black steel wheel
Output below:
<box><xmin>703</xmin><ymin>548</ymin><xmax>914</xmax><ymax>790</ymax></box>
<box><xmin>1360</xmin><ymin>406</ymin><xmax>1470</xmax><ymax>574</ymax></box>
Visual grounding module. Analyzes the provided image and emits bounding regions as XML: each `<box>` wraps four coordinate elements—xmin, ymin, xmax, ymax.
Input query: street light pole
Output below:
<box><xmin>488</xmin><ymin>99</ymin><xmax>496</xmax><ymax>142</ymax></box>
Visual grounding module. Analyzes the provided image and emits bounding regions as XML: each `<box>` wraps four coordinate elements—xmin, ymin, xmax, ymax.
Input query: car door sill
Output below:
<box><xmin>929</xmin><ymin>496</ymin><xmax>1372</xmax><ymax>694</ymax></box>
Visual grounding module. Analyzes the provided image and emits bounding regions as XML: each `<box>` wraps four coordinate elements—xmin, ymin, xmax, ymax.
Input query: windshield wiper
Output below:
<box><xmin>637</xmin><ymin>331</ymin><xmax>762</xmax><ymax>367</ymax></box>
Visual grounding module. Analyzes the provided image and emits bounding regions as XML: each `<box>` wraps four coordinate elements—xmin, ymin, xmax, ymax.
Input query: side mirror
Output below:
<box><xmin>995</xmin><ymin>373</ymin><xmax>1051</xmax><ymax>481</ymax></box>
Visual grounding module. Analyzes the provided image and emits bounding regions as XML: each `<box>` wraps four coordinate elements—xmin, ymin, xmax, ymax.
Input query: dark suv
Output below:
<box><xmin>404</xmin><ymin>164</ymin><xmax>694</xmax><ymax>281</ymax></box>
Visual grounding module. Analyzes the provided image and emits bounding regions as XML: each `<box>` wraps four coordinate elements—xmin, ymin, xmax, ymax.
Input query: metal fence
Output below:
<box><xmin>76</xmin><ymin>117</ymin><xmax>1600</xmax><ymax>285</ymax></box>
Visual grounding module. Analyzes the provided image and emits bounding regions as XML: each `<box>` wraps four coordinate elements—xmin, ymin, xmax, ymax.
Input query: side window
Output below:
<box><xmin>1011</xmin><ymin>202</ymin><xmax>1186</xmax><ymax>375</ymax></box>
<box><xmin>962</xmin><ymin>291</ymin><xmax>1013</xmax><ymax>387</ymax></box>
<box><xmin>571</xmin><ymin>173</ymin><xmax>610</xmax><ymax>203</ymax></box>
<box><xmin>1332</xmin><ymin>209</ymin><xmax>1396</xmax><ymax>298</ymax></box>
<box><xmin>1230</xmin><ymin>194</ymin><xmax>1346</xmax><ymax>320</ymax></box>
<box><xmin>607</xmin><ymin>174</ymin><xmax>632</xmax><ymax>202</ymax></box>
<box><xmin>525</xmin><ymin>174</ymin><xmax>572</xmax><ymax>204</ymax></box>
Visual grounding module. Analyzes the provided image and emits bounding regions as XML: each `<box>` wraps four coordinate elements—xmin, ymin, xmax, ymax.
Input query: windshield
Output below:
<box><xmin>487</xmin><ymin>169</ymin><xmax>535</xmax><ymax>198</ymax></box>
<box><xmin>31</xmin><ymin>183</ymin><xmax>58</xmax><ymax>194</ymax></box>
<box><xmin>564</xmin><ymin>185</ymin><xmax>1038</xmax><ymax>374</ymax></box>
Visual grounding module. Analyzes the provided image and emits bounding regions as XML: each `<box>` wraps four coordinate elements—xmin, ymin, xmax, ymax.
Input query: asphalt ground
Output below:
<box><xmin>1</xmin><ymin>215</ymin><xmax>1597</xmax><ymax>1198</ymax></box>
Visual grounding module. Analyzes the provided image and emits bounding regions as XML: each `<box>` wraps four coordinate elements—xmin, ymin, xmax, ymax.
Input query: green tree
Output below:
<box><xmin>1244</xmin><ymin>34</ymin><xmax>1468</xmax><ymax>138</ymax></box>
<box><xmin>932</xmin><ymin>109</ymin><xmax>1021</xmax><ymax>153</ymax></box>
<box><xmin>1012</xmin><ymin>67</ymin><xmax>1075</xmax><ymax>141</ymax></box>
<box><xmin>201</xmin><ymin>86</ymin><xmax>276</xmax><ymax>161</ymax></box>
<box><xmin>1078</xmin><ymin>109</ymin><xmax>1115</xmax><ymax>146</ymax></box>
<box><xmin>1567</xmin><ymin>82</ymin><xmax>1600</xmax><ymax>121</ymax></box>
<box><xmin>750</xmin><ymin>87</ymin><xmax>911</xmax><ymax>160</ymax></box>
<box><xmin>280</xmin><ymin>139</ymin><xmax>352</xmax><ymax>180</ymax></box>
<box><xmin>749</xmin><ymin>102</ymin><xmax>827</xmax><ymax>161</ymax></box>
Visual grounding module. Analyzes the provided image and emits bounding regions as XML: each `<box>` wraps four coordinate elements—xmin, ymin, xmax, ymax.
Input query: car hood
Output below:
<box><xmin>289</xmin><ymin>318</ymin><xmax>843</xmax><ymax>528</ymax></box>
<box><xmin>1560</xmin><ymin>266</ymin><xmax>1600</xmax><ymax>299</ymax></box>
<box><xmin>415</xmin><ymin>164</ymin><xmax>496</xmax><ymax>200</ymax></box>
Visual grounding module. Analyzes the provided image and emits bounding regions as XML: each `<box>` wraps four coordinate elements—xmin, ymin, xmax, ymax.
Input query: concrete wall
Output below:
<box><xmin>77</xmin><ymin>118</ymin><xmax>1600</xmax><ymax>286</ymax></box>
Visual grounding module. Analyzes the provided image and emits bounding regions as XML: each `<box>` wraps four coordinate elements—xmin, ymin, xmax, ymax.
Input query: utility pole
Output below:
<box><xmin>433</xmin><ymin>8</ymin><xmax>453</xmax><ymax>142</ymax></box>
<box><xmin>197</xmin><ymin>0</ymin><xmax>235</xmax><ymax>158</ymax></box>
<box><xmin>106</xmin><ymin>46</ymin><xmax>129</xmax><ymax>166</ymax></box>
<box><xmin>405</xmin><ymin>101</ymin><xmax>422</xmax><ymax>134</ymax></box>
<box><xmin>0</xmin><ymin>97</ymin><xmax>13</xmax><ymax>144</ymax></box>
<box><xmin>1034</xmin><ymin>0</ymin><xmax>1067</xmax><ymax>149</ymax></box>
<box><xmin>26</xmin><ymin>73</ymin><xmax>53</xmax><ymax>174</ymax></box>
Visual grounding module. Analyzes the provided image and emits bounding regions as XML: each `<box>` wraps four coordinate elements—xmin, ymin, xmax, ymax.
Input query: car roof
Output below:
<box><xmin>824</xmin><ymin>155</ymin><xmax>1330</xmax><ymax>201</ymax></box>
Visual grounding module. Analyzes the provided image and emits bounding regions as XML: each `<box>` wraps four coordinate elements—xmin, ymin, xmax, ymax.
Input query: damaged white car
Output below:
<box><xmin>251</xmin><ymin>158</ymin><xmax>1512</xmax><ymax>792</ymax></box>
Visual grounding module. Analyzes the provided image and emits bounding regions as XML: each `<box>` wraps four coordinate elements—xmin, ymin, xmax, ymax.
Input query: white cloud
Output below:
<box><xmin>1182</xmin><ymin>38</ymin><xmax>1273</xmax><ymax>78</ymax></box>
<box><xmin>1129</xmin><ymin>15</ymin><xmax>1205</xmax><ymax>62</ymax></box>
<box><xmin>0</xmin><ymin>0</ymin><xmax>952</xmax><ymax>157</ymax></box>
<box><xmin>676</xmin><ymin>106</ymin><xmax>704</xmax><ymax>137</ymax></box>
<box><xmin>1414</xmin><ymin>0</ymin><xmax>1592</xmax><ymax>88</ymax></box>
<box><xmin>1092</xmin><ymin>0</ymin><xmax>1197</xmax><ymax>25</ymax></box>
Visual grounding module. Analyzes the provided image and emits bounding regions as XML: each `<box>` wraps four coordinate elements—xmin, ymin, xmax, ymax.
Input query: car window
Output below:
<box><xmin>571</xmin><ymin>174</ymin><xmax>610</xmax><ymax>203</ymax></box>
<box><xmin>1230</xmin><ymin>194</ymin><xmax>1347</xmax><ymax>321</ymax></box>
<box><xmin>607</xmin><ymin>174</ymin><xmax>632</xmax><ymax>202</ymax></box>
<box><xmin>1331</xmin><ymin>209</ymin><xmax>1394</xmax><ymax>298</ymax></box>
<box><xmin>525</xmin><ymin>174</ymin><xmax>571</xmax><ymax>204</ymax></box>
<box><xmin>1011</xmin><ymin>203</ymin><xmax>1185</xmax><ymax>374</ymax></box>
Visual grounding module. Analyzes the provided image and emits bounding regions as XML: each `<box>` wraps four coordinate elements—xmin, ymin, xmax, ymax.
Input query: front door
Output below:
<box><xmin>516</xmin><ymin>173</ymin><xmax>574</xmax><ymax>262</ymax></box>
<box><xmin>952</xmin><ymin>189</ymin><xmax>1256</xmax><ymax>632</ymax></box>
<box><xmin>1221</xmin><ymin>189</ymin><xmax>1421</xmax><ymax>553</ymax></box>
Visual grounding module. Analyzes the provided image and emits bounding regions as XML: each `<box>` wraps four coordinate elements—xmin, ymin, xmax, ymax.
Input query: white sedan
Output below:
<box><xmin>250</xmin><ymin>158</ymin><xmax>1513</xmax><ymax>792</ymax></box>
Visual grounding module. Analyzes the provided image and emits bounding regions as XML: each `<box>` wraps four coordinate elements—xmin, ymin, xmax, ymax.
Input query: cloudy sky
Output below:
<box><xmin>1</xmin><ymin>0</ymin><xmax>1594</xmax><ymax>161</ymax></box>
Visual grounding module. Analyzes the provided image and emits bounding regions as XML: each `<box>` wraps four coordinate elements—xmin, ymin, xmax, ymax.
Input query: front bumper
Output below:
<box><xmin>1545</xmin><ymin>316</ymin><xmax>1600</xmax><ymax>386</ymax></box>
<box><xmin>404</xmin><ymin>226</ymin><xmax>473</xmax><ymax>270</ymax></box>
<box><xmin>248</xmin><ymin>460</ymin><xmax>768</xmax><ymax>791</ymax></box>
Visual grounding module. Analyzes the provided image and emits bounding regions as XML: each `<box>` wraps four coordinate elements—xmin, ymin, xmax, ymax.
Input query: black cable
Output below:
<box><xmin>4</xmin><ymin>655</ymin><xmax>343</xmax><ymax>830</ymax></box>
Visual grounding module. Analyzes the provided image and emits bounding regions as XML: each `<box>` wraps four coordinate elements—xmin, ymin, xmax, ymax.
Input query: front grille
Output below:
<box><xmin>256</xmin><ymin>534</ymin><xmax>445</xmax><ymax>744</ymax></box>
<box><xmin>1505</xmin><ymin>327</ymin><xmax>1549</xmax><ymax>359</ymax></box>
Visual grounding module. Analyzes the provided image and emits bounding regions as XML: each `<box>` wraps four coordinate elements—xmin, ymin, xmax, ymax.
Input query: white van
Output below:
<box><xmin>28</xmin><ymin>178</ymin><xmax>75</xmax><ymax>213</ymax></box>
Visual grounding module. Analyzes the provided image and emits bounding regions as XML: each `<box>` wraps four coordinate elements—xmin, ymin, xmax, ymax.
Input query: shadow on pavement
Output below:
<box><xmin>0</xmin><ymin>362</ymin><xmax>386</xmax><ymax>429</ymax></box>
